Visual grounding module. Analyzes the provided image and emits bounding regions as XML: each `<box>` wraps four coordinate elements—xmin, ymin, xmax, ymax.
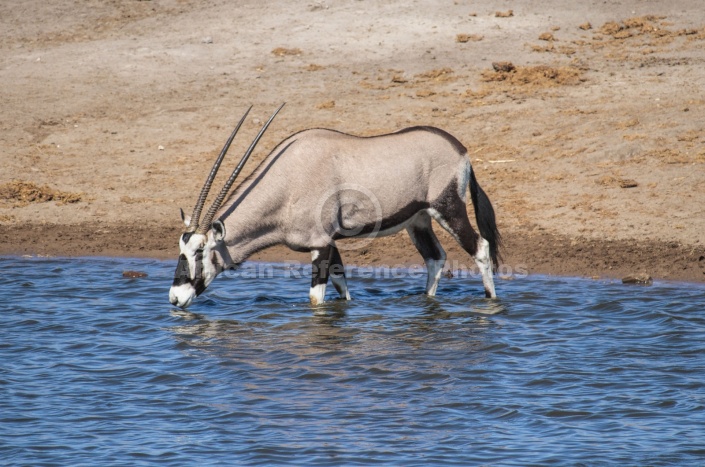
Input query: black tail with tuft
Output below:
<box><xmin>469</xmin><ymin>169</ymin><xmax>502</xmax><ymax>271</ymax></box>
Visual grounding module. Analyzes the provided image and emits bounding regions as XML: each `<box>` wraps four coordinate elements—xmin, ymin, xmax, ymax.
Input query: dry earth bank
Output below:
<box><xmin>2</xmin><ymin>0</ymin><xmax>704</xmax><ymax>282</ymax></box>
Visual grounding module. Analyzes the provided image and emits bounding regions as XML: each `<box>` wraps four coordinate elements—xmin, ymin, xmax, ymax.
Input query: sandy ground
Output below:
<box><xmin>1</xmin><ymin>0</ymin><xmax>704</xmax><ymax>282</ymax></box>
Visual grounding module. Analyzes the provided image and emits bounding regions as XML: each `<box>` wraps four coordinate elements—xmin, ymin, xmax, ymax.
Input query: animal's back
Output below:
<box><xmin>281</xmin><ymin>127</ymin><xmax>469</xmax><ymax>199</ymax></box>
<box><xmin>224</xmin><ymin>126</ymin><xmax>471</xmax><ymax>231</ymax></box>
<box><xmin>253</xmin><ymin>127</ymin><xmax>472</xmax><ymax>248</ymax></box>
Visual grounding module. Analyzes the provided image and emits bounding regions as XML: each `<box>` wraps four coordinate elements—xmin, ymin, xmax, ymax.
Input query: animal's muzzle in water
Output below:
<box><xmin>169</xmin><ymin>253</ymin><xmax>208</xmax><ymax>307</ymax></box>
<box><xmin>169</xmin><ymin>283</ymin><xmax>196</xmax><ymax>308</ymax></box>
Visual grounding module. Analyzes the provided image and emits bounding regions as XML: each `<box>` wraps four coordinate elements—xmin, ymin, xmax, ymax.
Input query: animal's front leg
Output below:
<box><xmin>329</xmin><ymin>246</ymin><xmax>351</xmax><ymax>300</ymax></box>
<box><xmin>310</xmin><ymin>246</ymin><xmax>333</xmax><ymax>305</ymax></box>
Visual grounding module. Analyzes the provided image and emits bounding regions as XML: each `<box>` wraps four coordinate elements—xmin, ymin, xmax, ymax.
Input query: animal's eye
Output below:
<box><xmin>181</xmin><ymin>232</ymin><xmax>193</xmax><ymax>244</ymax></box>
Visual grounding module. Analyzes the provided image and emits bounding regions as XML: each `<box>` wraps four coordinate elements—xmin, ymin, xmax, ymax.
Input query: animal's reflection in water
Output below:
<box><xmin>169</xmin><ymin>292</ymin><xmax>508</xmax><ymax>366</ymax></box>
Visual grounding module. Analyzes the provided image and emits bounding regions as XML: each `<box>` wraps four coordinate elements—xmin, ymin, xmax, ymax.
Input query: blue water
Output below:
<box><xmin>2</xmin><ymin>256</ymin><xmax>705</xmax><ymax>465</ymax></box>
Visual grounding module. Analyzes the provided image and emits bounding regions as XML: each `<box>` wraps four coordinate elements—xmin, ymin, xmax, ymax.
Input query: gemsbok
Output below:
<box><xmin>169</xmin><ymin>105</ymin><xmax>501</xmax><ymax>308</ymax></box>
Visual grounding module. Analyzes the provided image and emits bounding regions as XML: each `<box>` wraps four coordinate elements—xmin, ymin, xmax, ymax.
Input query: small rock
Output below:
<box><xmin>619</xmin><ymin>179</ymin><xmax>638</xmax><ymax>188</ymax></box>
<box><xmin>123</xmin><ymin>270</ymin><xmax>148</xmax><ymax>279</ymax></box>
<box><xmin>622</xmin><ymin>273</ymin><xmax>652</xmax><ymax>285</ymax></box>
<box><xmin>158</xmin><ymin>145</ymin><xmax>165</xmax><ymax>151</ymax></box>
<box><xmin>202</xmin><ymin>36</ymin><xmax>213</xmax><ymax>44</ymax></box>
<box><xmin>539</xmin><ymin>32</ymin><xmax>556</xmax><ymax>41</ymax></box>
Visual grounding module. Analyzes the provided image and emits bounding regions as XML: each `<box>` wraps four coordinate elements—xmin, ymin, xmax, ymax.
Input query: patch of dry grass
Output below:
<box><xmin>0</xmin><ymin>181</ymin><xmax>82</xmax><ymax>206</ymax></box>
<box><xmin>481</xmin><ymin>64</ymin><xmax>585</xmax><ymax>87</ymax></box>
<box><xmin>271</xmin><ymin>47</ymin><xmax>302</xmax><ymax>56</ymax></box>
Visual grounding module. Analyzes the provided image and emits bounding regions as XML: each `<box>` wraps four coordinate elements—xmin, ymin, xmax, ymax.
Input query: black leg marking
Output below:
<box><xmin>431</xmin><ymin>187</ymin><xmax>495</xmax><ymax>298</ymax></box>
<box><xmin>408</xmin><ymin>224</ymin><xmax>444</xmax><ymax>262</ymax></box>
<box><xmin>433</xmin><ymin>192</ymin><xmax>480</xmax><ymax>255</ymax></box>
<box><xmin>444</xmin><ymin>211</ymin><xmax>481</xmax><ymax>257</ymax></box>
<box><xmin>330</xmin><ymin>247</ymin><xmax>344</xmax><ymax>276</ymax></box>
<box><xmin>311</xmin><ymin>246</ymin><xmax>333</xmax><ymax>288</ymax></box>
<box><xmin>406</xmin><ymin>213</ymin><xmax>446</xmax><ymax>295</ymax></box>
<box><xmin>329</xmin><ymin>246</ymin><xmax>350</xmax><ymax>299</ymax></box>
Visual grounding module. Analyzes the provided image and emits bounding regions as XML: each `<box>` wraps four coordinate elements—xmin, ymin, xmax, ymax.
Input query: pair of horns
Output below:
<box><xmin>187</xmin><ymin>103</ymin><xmax>285</xmax><ymax>234</ymax></box>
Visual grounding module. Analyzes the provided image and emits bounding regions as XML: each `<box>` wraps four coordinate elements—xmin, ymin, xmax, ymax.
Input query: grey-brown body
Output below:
<box><xmin>169</xmin><ymin>112</ymin><xmax>501</xmax><ymax>308</ymax></box>
<box><xmin>219</xmin><ymin>128</ymin><xmax>469</xmax><ymax>260</ymax></box>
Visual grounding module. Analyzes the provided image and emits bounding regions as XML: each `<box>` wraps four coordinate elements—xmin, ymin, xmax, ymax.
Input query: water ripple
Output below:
<box><xmin>2</xmin><ymin>257</ymin><xmax>705</xmax><ymax>465</ymax></box>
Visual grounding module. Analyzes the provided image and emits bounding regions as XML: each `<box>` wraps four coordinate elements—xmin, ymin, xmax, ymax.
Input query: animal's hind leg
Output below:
<box><xmin>406</xmin><ymin>212</ymin><xmax>446</xmax><ymax>296</ymax></box>
<box><xmin>329</xmin><ymin>246</ymin><xmax>351</xmax><ymax>300</ymax></box>
<box><xmin>430</xmin><ymin>200</ymin><xmax>496</xmax><ymax>298</ymax></box>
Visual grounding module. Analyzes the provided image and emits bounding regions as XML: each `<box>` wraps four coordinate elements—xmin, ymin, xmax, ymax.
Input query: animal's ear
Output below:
<box><xmin>180</xmin><ymin>208</ymin><xmax>191</xmax><ymax>227</ymax></box>
<box><xmin>212</xmin><ymin>220</ymin><xmax>226</xmax><ymax>242</ymax></box>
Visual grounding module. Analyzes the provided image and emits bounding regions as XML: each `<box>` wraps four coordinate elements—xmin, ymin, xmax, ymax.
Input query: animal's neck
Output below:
<box><xmin>218</xmin><ymin>190</ymin><xmax>285</xmax><ymax>266</ymax></box>
<box><xmin>214</xmin><ymin>136</ymin><xmax>298</xmax><ymax>265</ymax></box>
<box><xmin>223</xmin><ymin>220</ymin><xmax>283</xmax><ymax>265</ymax></box>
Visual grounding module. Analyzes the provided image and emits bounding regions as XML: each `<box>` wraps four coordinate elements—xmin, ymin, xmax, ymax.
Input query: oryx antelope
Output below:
<box><xmin>169</xmin><ymin>105</ymin><xmax>501</xmax><ymax>308</ymax></box>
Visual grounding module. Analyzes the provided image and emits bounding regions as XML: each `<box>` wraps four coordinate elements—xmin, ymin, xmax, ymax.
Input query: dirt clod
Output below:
<box><xmin>456</xmin><ymin>33</ymin><xmax>483</xmax><ymax>43</ymax></box>
<box><xmin>122</xmin><ymin>270</ymin><xmax>148</xmax><ymax>278</ymax></box>
<box><xmin>492</xmin><ymin>61</ymin><xmax>515</xmax><ymax>72</ymax></box>
<box><xmin>622</xmin><ymin>273</ymin><xmax>653</xmax><ymax>285</ymax></box>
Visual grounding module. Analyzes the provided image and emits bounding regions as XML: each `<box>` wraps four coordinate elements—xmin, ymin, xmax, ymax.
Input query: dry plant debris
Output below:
<box><xmin>456</xmin><ymin>33</ymin><xmax>483</xmax><ymax>43</ymax></box>
<box><xmin>596</xmin><ymin>176</ymin><xmax>639</xmax><ymax>188</ymax></box>
<box><xmin>305</xmin><ymin>63</ymin><xmax>325</xmax><ymax>71</ymax></box>
<box><xmin>596</xmin><ymin>15</ymin><xmax>698</xmax><ymax>40</ymax></box>
<box><xmin>271</xmin><ymin>47</ymin><xmax>303</xmax><ymax>56</ymax></box>
<box><xmin>316</xmin><ymin>100</ymin><xmax>335</xmax><ymax>109</ymax></box>
<box><xmin>0</xmin><ymin>181</ymin><xmax>82</xmax><ymax>206</ymax></box>
<box><xmin>482</xmin><ymin>64</ymin><xmax>585</xmax><ymax>87</ymax></box>
<box><xmin>415</xmin><ymin>67</ymin><xmax>455</xmax><ymax>81</ymax></box>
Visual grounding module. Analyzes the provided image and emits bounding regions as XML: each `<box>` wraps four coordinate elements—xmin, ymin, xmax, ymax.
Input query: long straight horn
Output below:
<box><xmin>197</xmin><ymin>103</ymin><xmax>285</xmax><ymax>233</ymax></box>
<box><xmin>187</xmin><ymin>106</ymin><xmax>252</xmax><ymax>232</ymax></box>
